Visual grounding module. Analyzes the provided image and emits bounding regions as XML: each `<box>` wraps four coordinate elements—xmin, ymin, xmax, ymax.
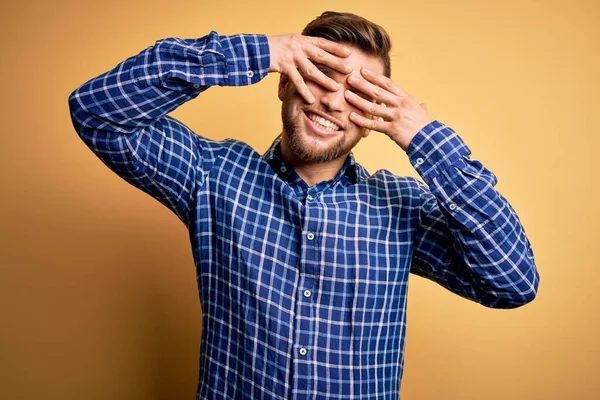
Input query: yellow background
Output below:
<box><xmin>1</xmin><ymin>0</ymin><xmax>598</xmax><ymax>399</ymax></box>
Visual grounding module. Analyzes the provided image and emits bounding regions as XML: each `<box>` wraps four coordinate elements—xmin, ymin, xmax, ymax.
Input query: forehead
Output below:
<box><xmin>346</xmin><ymin>46</ymin><xmax>385</xmax><ymax>75</ymax></box>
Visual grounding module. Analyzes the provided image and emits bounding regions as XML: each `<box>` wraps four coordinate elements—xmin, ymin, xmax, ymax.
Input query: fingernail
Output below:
<box><xmin>344</xmin><ymin>63</ymin><xmax>353</xmax><ymax>72</ymax></box>
<box><xmin>348</xmin><ymin>75</ymin><xmax>358</xmax><ymax>83</ymax></box>
<box><xmin>362</xmin><ymin>68</ymin><xmax>371</xmax><ymax>74</ymax></box>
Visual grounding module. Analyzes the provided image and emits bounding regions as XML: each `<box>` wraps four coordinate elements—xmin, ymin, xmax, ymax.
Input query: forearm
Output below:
<box><xmin>410</xmin><ymin>121</ymin><xmax>540</xmax><ymax>308</ymax></box>
<box><xmin>68</xmin><ymin>31</ymin><xmax>270</xmax><ymax>136</ymax></box>
<box><xmin>65</xmin><ymin>32</ymin><xmax>270</xmax><ymax>225</ymax></box>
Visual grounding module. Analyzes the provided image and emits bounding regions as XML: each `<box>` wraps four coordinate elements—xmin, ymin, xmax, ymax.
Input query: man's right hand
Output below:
<box><xmin>267</xmin><ymin>34</ymin><xmax>354</xmax><ymax>104</ymax></box>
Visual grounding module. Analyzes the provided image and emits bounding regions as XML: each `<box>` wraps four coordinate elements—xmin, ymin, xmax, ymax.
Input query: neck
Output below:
<box><xmin>290</xmin><ymin>158</ymin><xmax>346</xmax><ymax>187</ymax></box>
<box><xmin>279</xmin><ymin>136</ymin><xmax>348</xmax><ymax>187</ymax></box>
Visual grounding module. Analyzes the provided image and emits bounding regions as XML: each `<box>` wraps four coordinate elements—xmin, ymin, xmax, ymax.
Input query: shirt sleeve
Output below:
<box><xmin>68</xmin><ymin>31</ymin><xmax>270</xmax><ymax>226</ymax></box>
<box><xmin>407</xmin><ymin>120</ymin><xmax>540</xmax><ymax>308</ymax></box>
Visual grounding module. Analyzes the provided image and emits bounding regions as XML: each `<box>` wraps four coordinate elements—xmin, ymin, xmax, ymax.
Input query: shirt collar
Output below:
<box><xmin>262</xmin><ymin>134</ymin><xmax>359</xmax><ymax>184</ymax></box>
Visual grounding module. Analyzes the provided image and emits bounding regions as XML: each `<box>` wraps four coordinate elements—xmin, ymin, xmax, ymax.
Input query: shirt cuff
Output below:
<box><xmin>222</xmin><ymin>33</ymin><xmax>271</xmax><ymax>86</ymax></box>
<box><xmin>407</xmin><ymin>120</ymin><xmax>472</xmax><ymax>180</ymax></box>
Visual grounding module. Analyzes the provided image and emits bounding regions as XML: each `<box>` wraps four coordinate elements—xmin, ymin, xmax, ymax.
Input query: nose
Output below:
<box><xmin>318</xmin><ymin>85</ymin><xmax>347</xmax><ymax>112</ymax></box>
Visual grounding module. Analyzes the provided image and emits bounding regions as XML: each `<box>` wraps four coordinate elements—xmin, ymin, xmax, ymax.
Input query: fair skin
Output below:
<box><xmin>267</xmin><ymin>34</ymin><xmax>431</xmax><ymax>186</ymax></box>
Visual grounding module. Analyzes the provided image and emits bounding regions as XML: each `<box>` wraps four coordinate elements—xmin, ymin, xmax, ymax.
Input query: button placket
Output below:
<box><xmin>291</xmin><ymin>195</ymin><xmax>321</xmax><ymax>396</ymax></box>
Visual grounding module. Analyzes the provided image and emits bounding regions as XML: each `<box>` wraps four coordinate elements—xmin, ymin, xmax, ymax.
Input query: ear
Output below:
<box><xmin>278</xmin><ymin>74</ymin><xmax>290</xmax><ymax>101</ymax></box>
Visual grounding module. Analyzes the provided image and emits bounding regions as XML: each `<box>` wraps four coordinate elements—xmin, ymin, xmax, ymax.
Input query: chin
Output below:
<box><xmin>288</xmin><ymin>126</ymin><xmax>352</xmax><ymax>164</ymax></box>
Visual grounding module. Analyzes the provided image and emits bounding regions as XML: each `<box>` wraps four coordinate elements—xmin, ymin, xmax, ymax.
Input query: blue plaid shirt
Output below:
<box><xmin>68</xmin><ymin>31</ymin><xmax>540</xmax><ymax>400</ymax></box>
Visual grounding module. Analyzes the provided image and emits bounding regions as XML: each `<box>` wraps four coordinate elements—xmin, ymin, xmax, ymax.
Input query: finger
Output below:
<box><xmin>349</xmin><ymin>111</ymin><xmax>390</xmax><ymax>133</ymax></box>
<box><xmin>286</xmin><ymin>66</ymin><xmax>316</xmax><ymax>103</ymax></box>
<box><xmin>360</xmin><ymin>68</ymin><xmax>407</xmax><ymax>98</ymax></box>
<box><xmin>304</xmin><ymin>35</ymin><xmax>353</xmax><ymax>58</ymax></box>
<box><xmin>346</xmin><ymin>74</ymin><xmax>399</xmax><ymax>107</ymax></box>
<box><xmin>296</xmin><ymin>57</ymin><xmax>340</xmax><ymax>92</ymax></box>
<box><xmin>305</xmin><ymin>44</ymin><xmax>353</xmax><ymax>75</ymax></box>
<box><xmin>344</xmin><ymin>90</ymin><xmax>395</xmax><ymax>120</ymax></box>
<box><xmin>420</xmin><ymin>103</ymin><xmax>428</xmax><ymax>112</ymax></box>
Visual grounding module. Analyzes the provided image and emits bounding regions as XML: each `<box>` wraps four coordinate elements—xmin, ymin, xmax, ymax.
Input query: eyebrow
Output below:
<box><xmin>315</xmin><ymin>63</ymin><xmax>334</xmax><ymax>75</ymax></box>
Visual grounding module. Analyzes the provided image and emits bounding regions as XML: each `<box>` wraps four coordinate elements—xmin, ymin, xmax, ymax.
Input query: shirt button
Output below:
<box><xmin>416</xmin><ymin>157</ymin><xmax>424</xmax><ymax>165</ymax></box>
<box><xmin>307</xmin><ymin>194</ymin><xmax>313</xmax><ymax>201</ymax></box>
<box><xmin>306</xmin><ymin>232</ymin><xmax>315</xmax><ymax>240</ymax></box>
<box><xmin>299</xmin><ymin>347</ymin><xmax>307</xmax><ymax>356</ymax></box>
<box><xmin>303</xmin><ymin>289</ymin><xmax>312</xmax><ymax>298</ymax></box>
<box><xmin>280</xmin><ymin>166</ymin><xmax>287</xmax><ymax>173</ymax></box>
<box><xmin>192</xmin><ymin>83</ymin><xmax>200</xmax><ymax>89</ymax></box>
<box><xmin>449</xmin><ymin>203</ymin><xmax>457</xmax><ymax>210</ymax></box>
<box><xmin>246</xmin><ymin>70</ymin><xmax>255</xmax><ymax>78</ymax></box>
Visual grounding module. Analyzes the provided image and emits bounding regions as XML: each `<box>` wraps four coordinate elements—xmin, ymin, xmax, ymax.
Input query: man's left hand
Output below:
<box><xmin>344</xmin><ymin>67</ymin><xmax>431</xmax><ymax>152</ymax></box>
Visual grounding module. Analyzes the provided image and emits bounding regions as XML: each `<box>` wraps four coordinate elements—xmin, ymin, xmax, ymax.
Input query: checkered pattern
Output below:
<box><xmin>68</xmin><ymin>31</ymin><xmax>540</xmax><ymax>399</ymax></box>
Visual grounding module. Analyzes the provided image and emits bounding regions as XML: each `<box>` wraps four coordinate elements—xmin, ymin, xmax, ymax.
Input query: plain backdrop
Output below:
<box><xmin>1</xmin><ymin>0</ymin><xmax>598</xmax><ymax>399</ymax></box>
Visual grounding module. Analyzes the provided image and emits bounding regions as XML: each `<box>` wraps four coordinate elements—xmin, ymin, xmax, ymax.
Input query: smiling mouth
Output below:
<box><xmin>303</xmin><ymin>111</ymin><xmax>343</xmax><ymax>136</ymax></box>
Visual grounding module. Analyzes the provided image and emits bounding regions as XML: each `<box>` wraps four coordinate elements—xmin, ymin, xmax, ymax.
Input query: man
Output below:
<box><xmin>68</xmin><ymin>11</ymin><xmax>540</xmax><ymax>400</ymax></box>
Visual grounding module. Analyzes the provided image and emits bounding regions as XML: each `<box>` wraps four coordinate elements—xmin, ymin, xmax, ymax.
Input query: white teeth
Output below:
<box><xmin>307</xmin><ymin>113</ymin><xmax>340</xmax><ymax>132</ymax></box>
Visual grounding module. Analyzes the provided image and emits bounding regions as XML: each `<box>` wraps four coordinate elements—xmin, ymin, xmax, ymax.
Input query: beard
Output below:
<box><xmin>281</xmin><ymin>99</ymin><xmax>362</xmax><ymax>164</ymax></box>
